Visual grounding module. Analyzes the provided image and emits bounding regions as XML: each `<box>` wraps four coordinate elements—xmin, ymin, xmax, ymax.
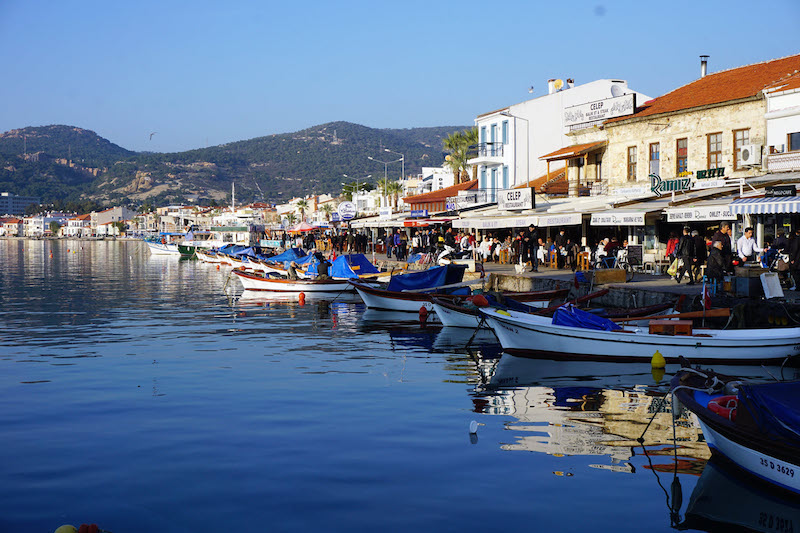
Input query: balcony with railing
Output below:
<box><xmin>467</xmin><ymin>142</ymin><xmax>505</xmax><ymax>166</ymax></box>
<box><xmin>765</xmin><ymin>151</ymin><xmax>800</xmax><ymax>173</ymax></box>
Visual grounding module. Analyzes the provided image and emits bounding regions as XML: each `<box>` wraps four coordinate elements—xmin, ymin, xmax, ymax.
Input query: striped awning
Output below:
<box><xmin>729</xmin><ymin>197</ymin><xmax>800</xmax><ymax>214</ymax></box>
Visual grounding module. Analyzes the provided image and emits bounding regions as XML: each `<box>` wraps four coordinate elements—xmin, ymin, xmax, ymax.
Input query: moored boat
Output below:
<box><xmin>431</xmin><ymin>290</ymin><xmax>568</xmax><ymax>328</ymax></box>
<box><xmin>672</xmin><ymin>366</ymin><xmax>800</xmax><ymax>496</ymax></box>
<box><xmin>350</xmin><ymin>264</ymin><xmax>470</xmax><ymax>312</ymax></box>
<box><xmin>480</xmin><ymin>305</ymin><xmax>800</xmax><ymax>364</ymax></box>
<box><xmin>144</xmin><ymin>240</ymin><xmax>181</xmax><ymax>256</ymax></box>
<box><xmin>232</xmin><ymin>269</ymin><xmax>354</xmax><ymax>292</ymax></box>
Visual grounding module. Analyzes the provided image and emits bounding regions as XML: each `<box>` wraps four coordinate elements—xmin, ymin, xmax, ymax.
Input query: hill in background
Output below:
<box><xmin>0</xmin><ymin>122</ymin><xmax>469</xmax><ymax>207</ymax></box>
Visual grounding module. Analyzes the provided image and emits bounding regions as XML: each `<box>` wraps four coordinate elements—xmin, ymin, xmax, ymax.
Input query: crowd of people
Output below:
<box><xmin>666</xmin><ymin>223</ymin><xmax>800</xmax><ymax>289</ymax></box>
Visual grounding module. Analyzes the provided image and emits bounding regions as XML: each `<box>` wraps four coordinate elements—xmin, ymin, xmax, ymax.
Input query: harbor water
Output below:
<box><xmin>1</xmin><ymin>240</ymin><xmax>798</xmax><ymax>532</ymax></box>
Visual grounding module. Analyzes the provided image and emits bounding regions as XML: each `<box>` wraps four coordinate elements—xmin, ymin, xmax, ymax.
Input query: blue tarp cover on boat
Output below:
<box><xmin>739</xmin><ymin>381</ymin><xmax>800</xmax><ymax>442</ymax></box>
<box><xmin>386</xmin><ymin>264</ymin><xmax>466</xmax><ymax>293</ymax></box>
<box><xmin>267</xmin><ymin>248</ymin><xmax>307</xmax><ymax>264</ymax></box>
<box><xmin>328</xmin><ymin>254</ymin><xmax>380</xmax><ymax>279</ymax></box>
<box><xmin>230</xmin><ymin>247</ymin><xmax>257</xmax><ymax>257</ymax></box>
<box><xmin>552</xmin><ymin>304</ymin><xmax>621</xmax><ymax>331</ymax></box>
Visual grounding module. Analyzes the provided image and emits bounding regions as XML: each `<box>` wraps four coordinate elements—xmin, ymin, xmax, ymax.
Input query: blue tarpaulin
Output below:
<box><xmin>329</xmin><ymin>254</ymin><xmax>380</xmax><ymax>279</ymax></box>
<box><xmin>386</xmin><ymin>264</ymin><xmax>466</xmax><ymax>293</ymax></box>
<box><xmin>739</xmin><ymin>381</ymin><xmax>800</xmax><ymax>443</ymax></box>
<box><xmin>552</xmin><ymin>304</ymin><xmax>621</xmax><ymax>331</ymax></box>
<box><xmin>230</xmin><ymin>247</ymin><xmax>257</xmax><ymax>257</ymax></box>
<box><xmin>267</xmin><ymin>248</ymin><xmax>307</xmax><ymax>264</ymax></box>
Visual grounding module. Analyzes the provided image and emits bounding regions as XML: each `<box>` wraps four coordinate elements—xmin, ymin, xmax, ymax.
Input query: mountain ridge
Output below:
<box><xmin>0</xmin><ymin>121</ymin><xmax>470</xmax><ymax>207</ymax></box>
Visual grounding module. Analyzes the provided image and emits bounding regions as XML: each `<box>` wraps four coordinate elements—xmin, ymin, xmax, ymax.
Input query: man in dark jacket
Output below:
<box><xmin>523</xmin><ymin>224</ymin><xmax>539</xmax><ymax>271</ymax></box>
<box><xmin>712</xmin><ymin>223</ymin><xmax>733</xmax><ymax>273</ymax></box>
<box><xmin>692</xmin><ymin>230</ymin><xmax>707</xmax><ymax>283</ymax></box>
<box><xmin>675</xmin><ymin>227</ymin><xmax>696</xmax><ymax>284</ymax></box>
<box><xmin>706</xmin><ymin>241</ymin><xmax>726</xmax><ymax>285</ymax></box>
<box><xmin>554</xmin><ymin>229</ymin><xmax>568</xmax><ymax>269</ymax></box>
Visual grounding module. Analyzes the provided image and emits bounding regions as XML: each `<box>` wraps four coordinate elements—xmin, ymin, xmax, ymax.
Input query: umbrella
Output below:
<box><xmin>289</xmin><ymin>221</ymin><xmax>315</xmax><ymax>233</ymax></box>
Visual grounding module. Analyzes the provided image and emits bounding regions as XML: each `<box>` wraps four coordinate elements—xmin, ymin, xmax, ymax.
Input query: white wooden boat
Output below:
<box><xmin>144</xmin><ymin>241</ymin><xmax>181</xmax><ymax>256</ymax></box>
<box><xmin>232</xmin><ymin>269</ymin><xmax>354</xmax><ymax>292</ymax></box>
<box><xmin>431</xmin><ymin>290</ymin><xmax>568</xmax><ymax>328</ymax></box>
<box><xmin>480</xmin><ymin>306</ymin><xmax>800</xmax><ymax>364</ymax></box>
<box><xmin>673</xmin><ymin>367</ymin><xmax>800</xmax><ymax>496</ymax></box>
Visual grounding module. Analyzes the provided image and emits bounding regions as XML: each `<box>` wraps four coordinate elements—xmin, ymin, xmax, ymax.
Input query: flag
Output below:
<box><xmin>702</xmin><ymin>280</ymin><xmax>712</xmax><ymax>310</ymax></box>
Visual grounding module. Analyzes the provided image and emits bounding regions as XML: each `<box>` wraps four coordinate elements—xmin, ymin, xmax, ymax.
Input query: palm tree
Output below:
<box><xmin>295</xmin><ymin>199</ymin><xmax>309</xmax><ymax>222</ymax></box>
<box><xmin>284</xmin><ymin>212</ymin><xmax>297</xmax><ymax>226</ymax></box>
<box><xmin>386</xmin><ymin>182</ymin><xmax>404</xmax><ymax>208</ymax></box>
<box><xmin>320</xmin><ymin>204</ymin><xmax>334</xmax><ymax>222</ymax></box>
<box><xmin>443</xmin><ymin>128</ymin><xmax>478</xmax><ymax>184</ymax></box>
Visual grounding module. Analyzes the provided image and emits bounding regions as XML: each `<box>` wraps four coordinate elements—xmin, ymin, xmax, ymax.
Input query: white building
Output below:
<box><xmin>469</xmin><ymin>78</ymin><xmax>651</xmax><ymax>202</ymax></box>
<box><xmin>64</xmin><ymin>214</ymin><xmax>92</xmax><ymax>237</ymax></box>
<box><xmin>24</xmin><ymin>213</ymin><xmax>70</xmax><ymax>237</ymax></box>
<box><xmin>764</xmin><ymin>71</ymin><xmax>800</xmax><ymax>173</ymax></box>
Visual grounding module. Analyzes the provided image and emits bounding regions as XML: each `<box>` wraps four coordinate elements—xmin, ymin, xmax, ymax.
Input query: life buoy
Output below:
<box><xmin>707</xmin><ymin>395</ymin><xmax>738</xmax><ymax>421</ymax></box>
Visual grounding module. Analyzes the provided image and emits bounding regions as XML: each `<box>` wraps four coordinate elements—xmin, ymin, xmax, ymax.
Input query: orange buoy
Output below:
<box><xmin>419</xmin><ymin>305</ymin><xmax>429</xmax><ymax>321</ymax></box>
<box><xmin>299</xmin><ymin>292</ymin><xmax>306</xmax><ymax>305</ymax></box>
<box><xmin>216</xmin><ymin>264</ymin><xmax>220</xmax><ymax>270</ymax></box>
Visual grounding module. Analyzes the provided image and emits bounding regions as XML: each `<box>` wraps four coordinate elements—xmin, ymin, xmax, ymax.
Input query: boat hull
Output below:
<box><xmin>481</xmin><ymin>308</ymin><xmax>800</xmax><ymax>363</ymax></box>
<box><xmin>233</xmin><ymin>270</ymin><xmax>353</xmax><ymax>292</ymax></box>
<box><xmin>145</xmin><ymin>241</ymin><xmax>181</xmax><ymax>255</ymax></box>
<box><xmin>697</xmin><ymin>418</ymin><xmax>800</xmax><ymax>496</ymax></box>
<box><xmin>352</xmin><ymin>283</ymin><xmax>439</xmax><ymax>312</ymax></box>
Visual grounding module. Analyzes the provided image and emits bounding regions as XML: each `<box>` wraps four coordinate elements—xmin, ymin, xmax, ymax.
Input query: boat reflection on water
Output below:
<box><xmin>672</xmin><ymin>459</ymin><xmax>800</xmax><ymax>532</ymax></box>
<box><xmin>472</xmin><ymin>354</ymin><xmax>712</xmax><ymax>473</ymax></box>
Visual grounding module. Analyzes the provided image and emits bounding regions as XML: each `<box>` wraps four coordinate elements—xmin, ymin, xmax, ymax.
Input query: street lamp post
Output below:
<box><xmin>383</xmin><ymin>149</ymin><xmax>405</xmax><ymax>181</ymax></box>
<box><xmin>342</xmin><ymin>174</ymin><xmax>371</xmax><ymax>209</ymax></box>
<box><xmin>368</xmin><ymin>155</ymin><xmax>403</xmax><ymax>208</ymax></box>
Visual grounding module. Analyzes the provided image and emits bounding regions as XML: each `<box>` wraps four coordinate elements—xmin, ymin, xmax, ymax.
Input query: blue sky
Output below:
<box><xmin>1</xmin><ymin>0</ymin><xmax>797</xmax><ymax>153</ymax></box>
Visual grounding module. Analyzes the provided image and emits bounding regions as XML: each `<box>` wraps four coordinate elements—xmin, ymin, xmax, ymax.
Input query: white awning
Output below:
<box><xmin>666</xmin><ymin>204</ymin><xmax>736</xmax><ymax>222</ymax></box>
<box><xmin>537</xmin><ymin>212</ymin><xmax>582</xmax><ymax>227</ymax></box>
<box><xmin>453</xmin><ymin>215</ymin><xmax>539</xmax><ymax>230</ymax></box>
<box><xmin>730</xmin><ymin>197</ymin><xmax>800</xmax><ymax>214</ymax></box>
<box><xmin>590</xmin><ymin>210</ymin><xmax>648</xmax><ymax>226</ymax></box>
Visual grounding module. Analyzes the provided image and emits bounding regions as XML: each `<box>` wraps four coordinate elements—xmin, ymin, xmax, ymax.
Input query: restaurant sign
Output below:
<box><xmin>766</xmin><ymin>186</ymin><xmax>797</xmax><ymax>197</ymax></box>
<box><xmin>666</xmin><ymin>206</ymin><xmax>735</xmax><ymax>222</ymax></box>
<box><xmin>563</xmin><ymin>93</ymin><xmax>636</xmax><ymax>127</ymax></box>
<box><xmin>337</xmin><ymin>201</ymin><xmax>357</xmax><ymax>220</ymax></box>
<box><xmin>650</xmin><ymin>174</ymin><xmax>691</xmax><ymax>197</ymax></box>
<box><xmin>497</xmin><ymin>188</ymin><xmax>535</xmax><ymax>211</ymax></box>
<box><xmin>410</xmin><ymin>209</ymin><xmax>429</xmax><ymax>218</ymax></box>
<box><xmin>590</xmin><ymin>211</ymin><xmax>646</xmax><ymax>226</ymax></box>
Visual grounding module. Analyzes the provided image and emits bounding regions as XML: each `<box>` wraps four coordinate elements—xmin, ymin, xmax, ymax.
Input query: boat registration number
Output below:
<box><xmin>759</xmin><ymin>512</ymin><xmax>795</xmax><ymax>533</ymax></box>
<box><xmin>760</xmin><ymin>457</ymin><xmax>795</xmax><ymax>478</ymax></box>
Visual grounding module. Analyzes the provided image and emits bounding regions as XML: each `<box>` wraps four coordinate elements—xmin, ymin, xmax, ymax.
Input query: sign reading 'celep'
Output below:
<box><xmin>564</xmin><ymin>93</ymin><xmax>636</xmax><ymax>127</ymax></box>
<box><xmin>498</xmin><ymin>188</ymin><xmax>535</xmax><ymax>211</ymax></box>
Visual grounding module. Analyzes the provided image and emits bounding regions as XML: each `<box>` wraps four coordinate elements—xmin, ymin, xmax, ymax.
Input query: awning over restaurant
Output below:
<box><xmin>666</xmin><ymin>203</ymin><xmax>736</xmax><ymax>222</ymax></box>
<box><xmin>537</xmin><ymin>212</ymin><xmax>582</xmax><ymax>227</ymax></box>
<box><xmin>539</xmin><ymin>141</ymin><xmax>607</xmax><ymax>161</ymax></box>
<box><xmin>730</xmin><ymin>196</ymin><xmax>800</xmax><ymax>214</ymax></box>
<box><xmin>589</xmin><ymin>210</ymin><xmax>649</xmax><ymax>226</ymax></box>
<box><xmin>452</xmin><ymin>215</ymin><xmax>539</xmax><ymax>230</ymax></box>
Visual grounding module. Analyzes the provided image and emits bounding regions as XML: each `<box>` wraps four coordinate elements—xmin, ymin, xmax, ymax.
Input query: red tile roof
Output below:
<box><xmin>765</xmin><ymin>70</ymin><xmax>800</xmax><ymax>93</ymax></box>
<box><xmin>607</xmin><ymin>53</ymin><xmax>800</xmax><ymax>123</ymax></box>
<box><xmin>515</xmin><ymin>166</ymin><xmax>566</xmax><ymax>190</ymax></box>
<box><xmin>404</xmin><ymin>179</ymin><xmax>478</xmax><ymax>204</ymax></box>
<box><xmin>540</xmin><ymin>141</ymin><xmax>607</xmax><ymax>161</ymax></box>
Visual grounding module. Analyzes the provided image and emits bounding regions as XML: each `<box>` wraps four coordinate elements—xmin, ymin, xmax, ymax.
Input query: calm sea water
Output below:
<box><xmin>1</xmin><ymin>240</ymin><xmax>797</xmax><ymax>532</ymax></box>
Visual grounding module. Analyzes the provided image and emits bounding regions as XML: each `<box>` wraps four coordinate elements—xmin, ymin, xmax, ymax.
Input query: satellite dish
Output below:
<box><xmin>610</xmin><ymin>84</ymin><xmax>624</xmax><ymax>97</ymax></box>
<box><xmin>553</xmin><ymin>79</ymin><xmax>564</xmax><ymax>91</ymax></box>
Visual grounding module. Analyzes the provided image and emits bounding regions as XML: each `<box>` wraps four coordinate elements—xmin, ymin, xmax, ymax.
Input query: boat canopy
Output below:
<box><xmin>739</xmin><ymin>381</ymin><xmax>800</xmax><ymax>443</ymax></box>
<box><xmin>552</xmin><ymin>304</ymin><xmax>621</xmax><ymax>331</ymax></box>
<box><xmin>230</xmin><ymin>247</ymin><xmax>257</xmax><ymax>257</ymax></box>
<box><xmin>267</xmin><ymin>248</ymin><xmax>307</xmax><ymax>264</ymax></box>
<box><xmin>386</xmin><ymin>264</ymin><xmax>466</xmax><ymax>293</ymax></box>
<box><xmin>329</xmin><ymin>254</ymin><xmax>380</xmax><ymax>279</ymax></box>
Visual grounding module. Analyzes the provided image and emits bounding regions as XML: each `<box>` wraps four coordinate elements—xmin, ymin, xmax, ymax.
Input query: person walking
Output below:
<box><xmin>692</xmin><ymin>230</ymin><xmax>708</xmax><ymax>283</ymax></box>
<box><xmin>675</xmin><ymin>227</ymin><xmax>696</xmax><ymax>284</ymax></box>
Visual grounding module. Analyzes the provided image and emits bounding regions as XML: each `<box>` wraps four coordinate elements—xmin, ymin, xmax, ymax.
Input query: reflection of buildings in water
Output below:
<box><xmin>477</xmin><ymin>379</ymin><xmax>711</xmax><ymax>471</ymax></box>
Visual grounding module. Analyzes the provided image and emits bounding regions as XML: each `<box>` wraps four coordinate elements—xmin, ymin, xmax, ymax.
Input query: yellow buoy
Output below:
<box><xmin>651</xmin><ymin>350</ymin><xmax>666</xmax><ymax>369</ymax></box>
<box><xmin>651</xmin><ymin>366</ymin><xmax>666</xmax><ymax>383</ymax></box>
<box><xmin>54</xmin><ymin>526</ymin><xmax>78</xmax><ymax>533</ymax></box>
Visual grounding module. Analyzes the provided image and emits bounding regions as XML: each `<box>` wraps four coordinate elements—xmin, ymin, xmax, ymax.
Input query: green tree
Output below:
<box><xmin>284</xmin><ymin>212</ymin><xmax>297</xmax><ymax>226</ymax></box>
<box><xmin>443</xmin><ymin>128</ymin><xmax>478</xmax><ymax>184</ymax></box>
<box><xmin>320</xmin><ymin>204</ymin><xmax>334</xmax><ymax>222</ymax></box>
<box><xmin>112</xmin><ymin>221</ymin><xmax>127</xmax><ymax>235</ymax></box>
<box><xmin>295</xmin><ymin>199</ymin><xmax>309</xmax><ymax>222</ymax></box>
<box><xmin>48</xmin><ymin>221</ymin><xmax>62</xmax><ymax>235</ymax></box>
<box><xmin>386</xmin><ymin>182</ymin><xmax>404</xmax><ymax>208</ymax></box>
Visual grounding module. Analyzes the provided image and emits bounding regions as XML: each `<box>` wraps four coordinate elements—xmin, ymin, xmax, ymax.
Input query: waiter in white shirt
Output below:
<box><xmin>736</xmin><ymin>227</ymin><xmax>763</xmax><ymax>263</ymax></box>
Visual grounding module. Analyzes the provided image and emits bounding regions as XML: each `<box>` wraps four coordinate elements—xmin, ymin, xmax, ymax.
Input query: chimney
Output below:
<box><xmin>547</xmin><ymin>79</ymin><xmax>556</xmax><ymax>94</ymax></box>
<box><xmin>566</xmin><ymin>78</ymin><xmax>574</xmax><ymax>89</ymax></box>
<box><xmin>700</xmin><ymin>55</ymin><xmax>709</xmax><ymax>77</ymax></box>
